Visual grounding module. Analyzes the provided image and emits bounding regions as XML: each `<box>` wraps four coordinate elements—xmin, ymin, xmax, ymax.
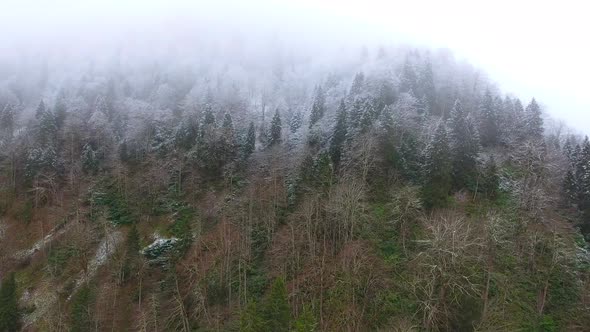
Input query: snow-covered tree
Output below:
<box><xmin>309</xmin><ymin>85</ymin><xmax>326</xmax><ymax>128</ymax></box>
<box><xmin>448</xmin><ymin>99</ymin><xmax>480</xmax><ymax>189</ymax></box>
<box><xmin>422</xmin><ymin>122</ymin><xmax>452</xmax><ymax>208</ymax></box>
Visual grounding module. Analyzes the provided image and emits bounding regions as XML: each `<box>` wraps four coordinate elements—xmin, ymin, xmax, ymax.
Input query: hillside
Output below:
<box><xmin>0</xmin><ymin>45</ymin><xmax>589</xmax><ymax>331</ymax></box>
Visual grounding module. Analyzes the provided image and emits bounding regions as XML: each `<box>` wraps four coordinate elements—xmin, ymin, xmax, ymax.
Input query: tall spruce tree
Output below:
<box><xmin>448</xmin><ymin>99</ymin><xmax>480</xmax><ymax>190</ymax></box>
<box><xmin>243</xmin><ymin>121</ymin><xmax>256</xmax><ymax>157</ymax></box>
<box><xmin>400</xmin><ymin>57</ymin><xmax>417</xmax><ymax>94</ymax></box>
<box><xmin>422</xmin><ymin>122</ymin><xmax>452</xmax><ymax>208</ymax></box>
<box><xmin>269</xmin><ymin>109</ymin><xmax>282</xmax><ymax>146</ymax></box>
<box><xmin>479</xmin><ymin>90</ymin><xmax>499</xmax><ymax>147</ymax></box>
<box><xmin>348</xmin><ymin>72</ymin><xmax>365</xmax><ymax>97</ymax></box>
<box><xmin>0</xmin><ymin>273</ymin><xmax>19</xmax><ymax>332</ymax></box>
<box><xmin>263</xmin><ymin>277</ymin><xmax>290</xmax><ymax>332</ymax></box>
<box><xmin>309</xmin><ymin>86</ymin><xmax>326</xmax><ymax>128</ymax></box>
<box><xmin>329</xmin><ymin>100</ymin><xmax>347</xmax><ymax>169</ymax></box>
<box><xmin>289</xmin><ymin>110</ymin><xmax>303</xmax><ymax>133</ymax></box>
<box><xmin>417</xmin><ymin>59</ymin><xmax>437</xmax><ymax>115</ymax></box>
<box><xmin>525</xmin><ymin>98</ymin><xmax>544</xmax><ymax>141</ymax></box>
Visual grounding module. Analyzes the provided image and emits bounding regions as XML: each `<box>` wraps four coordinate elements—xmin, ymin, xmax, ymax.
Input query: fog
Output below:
<box><xmin>1</xmin><ymin>0</ymin><xmax>588</xmax><ymax>134</ymax></box>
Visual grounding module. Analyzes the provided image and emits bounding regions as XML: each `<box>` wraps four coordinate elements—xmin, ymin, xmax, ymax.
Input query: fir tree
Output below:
<box><xmin>293</xmin><ymin>304</ymin><xmax>317</xmax><ymax>332</ymax></box>
<box><xmin>329</xmin><ymin>100</ymin><xmax>347</xmax><ymax>169</ymax></box>
<box><xmin>0</xmin><ymin>273</ymin><xmax>19</xmax><ymax>332</ymax></box>
<box><xmin>525</xmin><ymin>98</ymin><xmax>544</xmax><ymax>141</ymax></box>
<box><xmin>54</xmin><ymin>95</ymin><xmax>67</xmax><ymax>130</ymax></box>
<box><xmin>289</xmin><ymin>110</ymin><xmax>303</xmax><ymax>133</ymax></box>
<box><xmin>348</xmin><ymin>72</ymin><xmax>365</xmax><ymax>97</ymax></box>
<box><xmin>269</xmin><ymin>109</ymin><xmax>282</xmax><ymax>146</ymax></box>
<box><xmin>34</xmin><ymin>100</ymin><xmax>46</xmax><ymax>120</ymax></box>
<box><xmin>479</xmin><ymin>90</ymin><xmax>499</xmax><ymax>147</ymax></box>
<box><xmin>448</xmin><ymin>99</ymin><xmax>480</xmax><ymax>190</ymax></box>
<box><xmin>220</xmin><ymin>113</ymin><xmax>237</xmax><ymax>162</ymax></box>
<box><xmin>81</xmin><ymin>143</ymin><xmax>99</xmax><ymax>174</ymax></box>
<box><xmin>240</xmin><ymin>300</ymin><xmax>265</xmax><ymax>332</ymax></box>
<box><xmin>0</xmin><ymin>104</ymin><xmax>15</xmax><ymax>139</ymax></box>
<box><xmin>513</xmin><ymin>98</ymin><xmax>528</xmax><ymax>142</ymax></box>
<box><xmin>70</xmin><ymin>285</ymin><xmax>94</xmax><ymax>332</ymax></box>
<box><xmin>422</xmin><ymin>122</ymin><xmax>452</xmax><ymax>208</ymax></box>
<box><xmin>417</xmin><ymin>59</ymin><xmax>437</xmax><ymax>115</ymax></box>
<box><xmin>481</xmin><ymin>156</ymin><xmax>500</xmax><ymax>199</ymax></box>
<box><xmin>242</xmin><ymin>121</ymin><xmax>256</xmax><ymax>157</ymax></box>
<box><xmin>122</xmin><ymin>223</ymin><xmax>141</xmax><ymax>283</ymax></box>
<box><xmin>263</xmin><ymin>277</ymin><xmax>290</xmax><ymax>332</ymax></box>
<box><xmin>399</xmin><ymin>57</ymin><xmax>417</xmax><ymax>94</ymax></box>
<box><xmin>309</xmin><ymin>86</ymin><xmax>326</xmax><ymax>128</ymax></box>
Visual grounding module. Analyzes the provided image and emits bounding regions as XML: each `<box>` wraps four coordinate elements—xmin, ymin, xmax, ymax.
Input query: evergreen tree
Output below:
<box><xmin>220</xmin><ymin>113</ymin><xmax>237</xmax><ymax>162</ymax></box>
<box><xmin>399</xmin><ymin>57</ymin><xmax>417</xmax><ymax>94</ymax></box>
<box><xmin>329</xmin><ymin>100</ymin><xmax>347</xmax><ymax>169</ymax></box>
<box><xmin>309</xmin><ymin>86</ymin><xmax>326</xmax><ymax>128</ymax></box>
<box><xmin>34</xmin><ymin>100</ymin><xmax>46</xmax><ymax>120</ymax></box>
<box><xmin>481</xmin><ymin>156</ymin><xmax>500</xmax><ymax>199</ymax></box>
<box><xmin>239</xmin><ymin>300</ymin><xmax>265</xmax><ymax>332</ymax></box>
<box><xmin>0</xmin><ymin>273</ymin><xmax>19</xmax><ymax>332</ymax></box>
<box><xmin>525</xmin><ymin>98</ymin><xmax>544</xmax><ymax>140</ymax></box>
<box><xmin>263</xmin><ymin>277</ymin><xmax>290</xmax><ymax>332</ymax></box>
<box><xmin>70</xmin><ymin>285</ymin><xmax>94</xmax><ymax>332</ymax></box>
<box><xmin>293</xmin><ymin>304</ymin><xmax>317</xmax><ymax>332</ymax></box>
<box><xmin>122</xmin><ymin>223</ymin><xmax>140</xmax><ymax>283</ymax></box>
<box><xmin>376</xmin><ymin>78</ymin><xmax>396</xmax><ymax>111</ymax></box>
<box><xmin>269</xmin><ymin>109</ymin><xmax>282</xmax><ymax>146</ymax></box>
<box><xmin>448</xmin><ymin>99</ymin><xmax>480</xmax><ymax>190</ymax></box>
<box><xmin>348</xmin><ymin>72</ymin><xmax>365</xmax><ymax>97</ymax></box>
<box><xmin>289</xmin><ymin>110</ymin><xmax>303</xmax><ymax>133</ymax></box>
<box><xmin>242</xmin><ymin>121</ymin><xmax>256</xmax><ymax>157</ymax></box>
<box><xmin>54</xmin><ymin>95</ymin><xmax>67</xmax><ymax>130</ymax></box>
<box><xmin>479</xmin><ymin>90</ymin><xmax>499</xmax><ymax>147</ymax></box>
<box><xmin>417</xmin><ymin>59</ymin><xmax>437</xmax><ymax>115</ymax></box>
<box><xmin>513</xmin><ymin>98</ymin><xmax>528</xmax><ymax>142</ymax></box>
<box><xmin>0</xmin><ymin>104</ymin><xmax>15</xmax><ymax>139</ymax></box>
<box><xmin>81</xmin><ymin>143</ymin><xmax>99</xmax><ymax>174</ymax></box>
<box><xmin>422</xmin><ymin>122</ymin><xmax>452</xmax><ymax>208</ymax></box>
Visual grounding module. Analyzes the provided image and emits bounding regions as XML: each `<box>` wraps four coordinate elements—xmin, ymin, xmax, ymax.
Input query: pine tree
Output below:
<box><xmin>479</xmin><ymin>89</ymin><xmax>499</xmax><ymax>147</ymax></box>
<box><xmin>417</xmin><ymin>59</ymin><xmax>437</xmax><ymax>115</ymax></box>
<box><xmin>422</xmin><ymin>122</ymin><xmax>452</xmax><ymax>208</ymax></box>
<box><xmin>348</xmin><ymin>72</ymin><xmax>365</xmax><ymax>97</ymax></box>
<box><xmin>220</xmin><ymin>113</ymin><xmax>237</xmax><ymax>162</ymax></box>
<box><xmin>309</xmin><ymin>86</ymin><xmax>326</xmax><ymax>128</ymax></box>
<box><xmin>70</xmin><ymin>285</ymin><xmax>94</xmax><ymax>332</ymax></box>
<box><xmin>448</xmin><ymin>99</ymin><xmax>480</xmax><ymax>190</ymax></box>
<box><xmin>263</xmin><ymin>277</ymin><xmax>290</xmax><ymax>332</ymax></box>
<box><xmin>293</xmin><ymin>304</ymin><xmax>317</xmax><ymax>332</ymax></box>
<box><xmin>239</xmin><ymin>300</ymin><xmax>265</xmax><ymax>332</ymax></box>
<box><xmin>0</xmin><ymin>104</ymin><xmax>15</xmax><ymax>139</ymax></box>
<box><xmin>525</xmin><ymin>98</ymin><xmax>543</xmax><ymax>141</ymax></box>
<box><xmin>269</xmin><ymin>109</ymin><xmax>282</xmax><ymax>146</ymax></box>
<box><xmin>54</xmin><ymin>95</ymin><xmax>67</xmax><ymax>130</ymax></box>
<box><xmin>81</xmin><ymin>143</ymin><xmax>99</xmax><ymax>174</ymax></box>
<box><xmin>329</xmin><ymin>100</ymin><xmax>347</xmax><ymax>169</ymax></box>
<box><xmin>122</xmin><ymin>223</ymin><xmax>140</xmax><ymax>283</ymax></box>
<box><xmin>399</xmin><ymin>57</ymin><xmax>417</xmax><ymax>94</ymax></box>
<box><xmin>513</xmin><ymin>98</ymin><xmax>528</xmax><ymax>142</ymax></box>
<box><xmin>0</xmin><ymin>273</ymin><xmax>19</xmax><ymax>332</ymax></box>
<box><xmin>289</xmin><ymin>110</ymin><xmax>303</xmax><ymax>133</ymax></box>
<box><xmin>34</xmin><ymin>100</ymin><xmax>46</xmax><ymax>120</ymax></box>
<box><xmin>242</xmin><ymin>121</ymin><xmax>256</xmax><ymax>157</ymax></box>
<box><xmin>481</xmin><ymin>156</ymin><xmax>500</xmax><ymax>199</ymax></box>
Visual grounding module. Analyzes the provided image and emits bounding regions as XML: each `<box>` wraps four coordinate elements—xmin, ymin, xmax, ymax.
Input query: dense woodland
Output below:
<box><xmin>0</xmin><ymin>44</ymin><xmax>589</xmax><ymax>331</ymax></box>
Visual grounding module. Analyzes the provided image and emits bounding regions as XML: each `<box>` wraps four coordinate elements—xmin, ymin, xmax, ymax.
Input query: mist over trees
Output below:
<box><xmin>0</xmin><ymin>34</ymin><xmax>589</xmax><ymax>331</ymax></box>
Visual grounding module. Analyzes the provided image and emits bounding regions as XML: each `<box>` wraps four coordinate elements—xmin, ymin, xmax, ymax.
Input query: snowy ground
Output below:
<box><xmin>22</xmin><ymin>230</ymin><xmax>123</xmax><ymax>327</ymax></box>
<box><xmin>11</xmin><ymin>223</ymin><xmax>69</xmax><ymax>262</ymax></box>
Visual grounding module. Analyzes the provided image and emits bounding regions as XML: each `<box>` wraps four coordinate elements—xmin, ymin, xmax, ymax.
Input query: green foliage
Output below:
<box><xmin>0</xmin><ymin>273</ymin><xmax>19</xmax><ymax>332</ymax></box>
<box><xmin>239</xmin><ymin>300</ymin><xmax>265</xmax><ymax>332</ymax></box>
<box><xmin>293</xmin><ymin>305</ymin><xmax>317</xmax><ymax>332</ymax></box>
<box><xmin>262</xmin><ymin>277</ymin><xmax>291</xmax><ymax>332</ymax></box>
<box><xmin>309</xmin><ymin>86</ymin><xmax>326</xmax><ymax>128</ymax></box>
<box><xmin>448</xmin><ymin>99</ymin><xmax>480</xmax><ymax>190</ymax></box>
<box><xmin>70</xmin><ymin>285</ymin><xmax>94</xmax><ymax>332</ymax></box>
<box><xmin>421</xmin><ymin>122</ymin><xmax>452</xmax><ymax>209</ymax></box>
<box><xmin>269</xmin><ymin>109</ymin><xmax>282</xmax><ymax>146</ymax></box>
<box><xmin>242</xmin><ymin>121</ymin><xmax>256</xmax><ymax>158</ymax></box>
<box><xmin>329</xmin><ymin>100</ymin><xmax>347</xmax><ymax>169</ymax></box>
<box><xmin>93</xmin><ymin>189</ymin><xmax>134</xmax><ymax>225</ymax></box>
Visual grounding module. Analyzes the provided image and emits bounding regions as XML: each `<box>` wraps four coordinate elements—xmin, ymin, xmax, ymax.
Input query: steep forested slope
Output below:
<box><xmin>0</xmin><ymin>45</ymin><xmax>589</xmax><ymax>331</ymax></box>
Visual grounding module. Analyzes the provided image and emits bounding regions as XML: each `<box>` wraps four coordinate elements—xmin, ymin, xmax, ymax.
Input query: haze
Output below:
<box><xmin>1</xmin><ymin>0</ymin><xmax>588</xmax><ymax>134</ymax></box>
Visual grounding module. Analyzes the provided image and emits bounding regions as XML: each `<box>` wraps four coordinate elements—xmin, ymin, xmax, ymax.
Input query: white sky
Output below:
<box><xmin>1</xmin><ymin>0</ymin><xmax>589</xmax><ymax>134</ymax></box>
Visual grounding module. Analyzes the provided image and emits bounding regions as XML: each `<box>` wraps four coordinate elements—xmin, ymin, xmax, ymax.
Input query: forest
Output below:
<box><xmin>0</xmin><ymin>41</ymin><xmax>589</xmax><ymax>331</ymax></box>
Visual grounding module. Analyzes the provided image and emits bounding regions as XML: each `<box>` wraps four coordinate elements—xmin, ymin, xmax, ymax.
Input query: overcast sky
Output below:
<box><xmin>1</xmin><ymin>0</ymin><xmax>588</xmax><ymax>134</ymax></box>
